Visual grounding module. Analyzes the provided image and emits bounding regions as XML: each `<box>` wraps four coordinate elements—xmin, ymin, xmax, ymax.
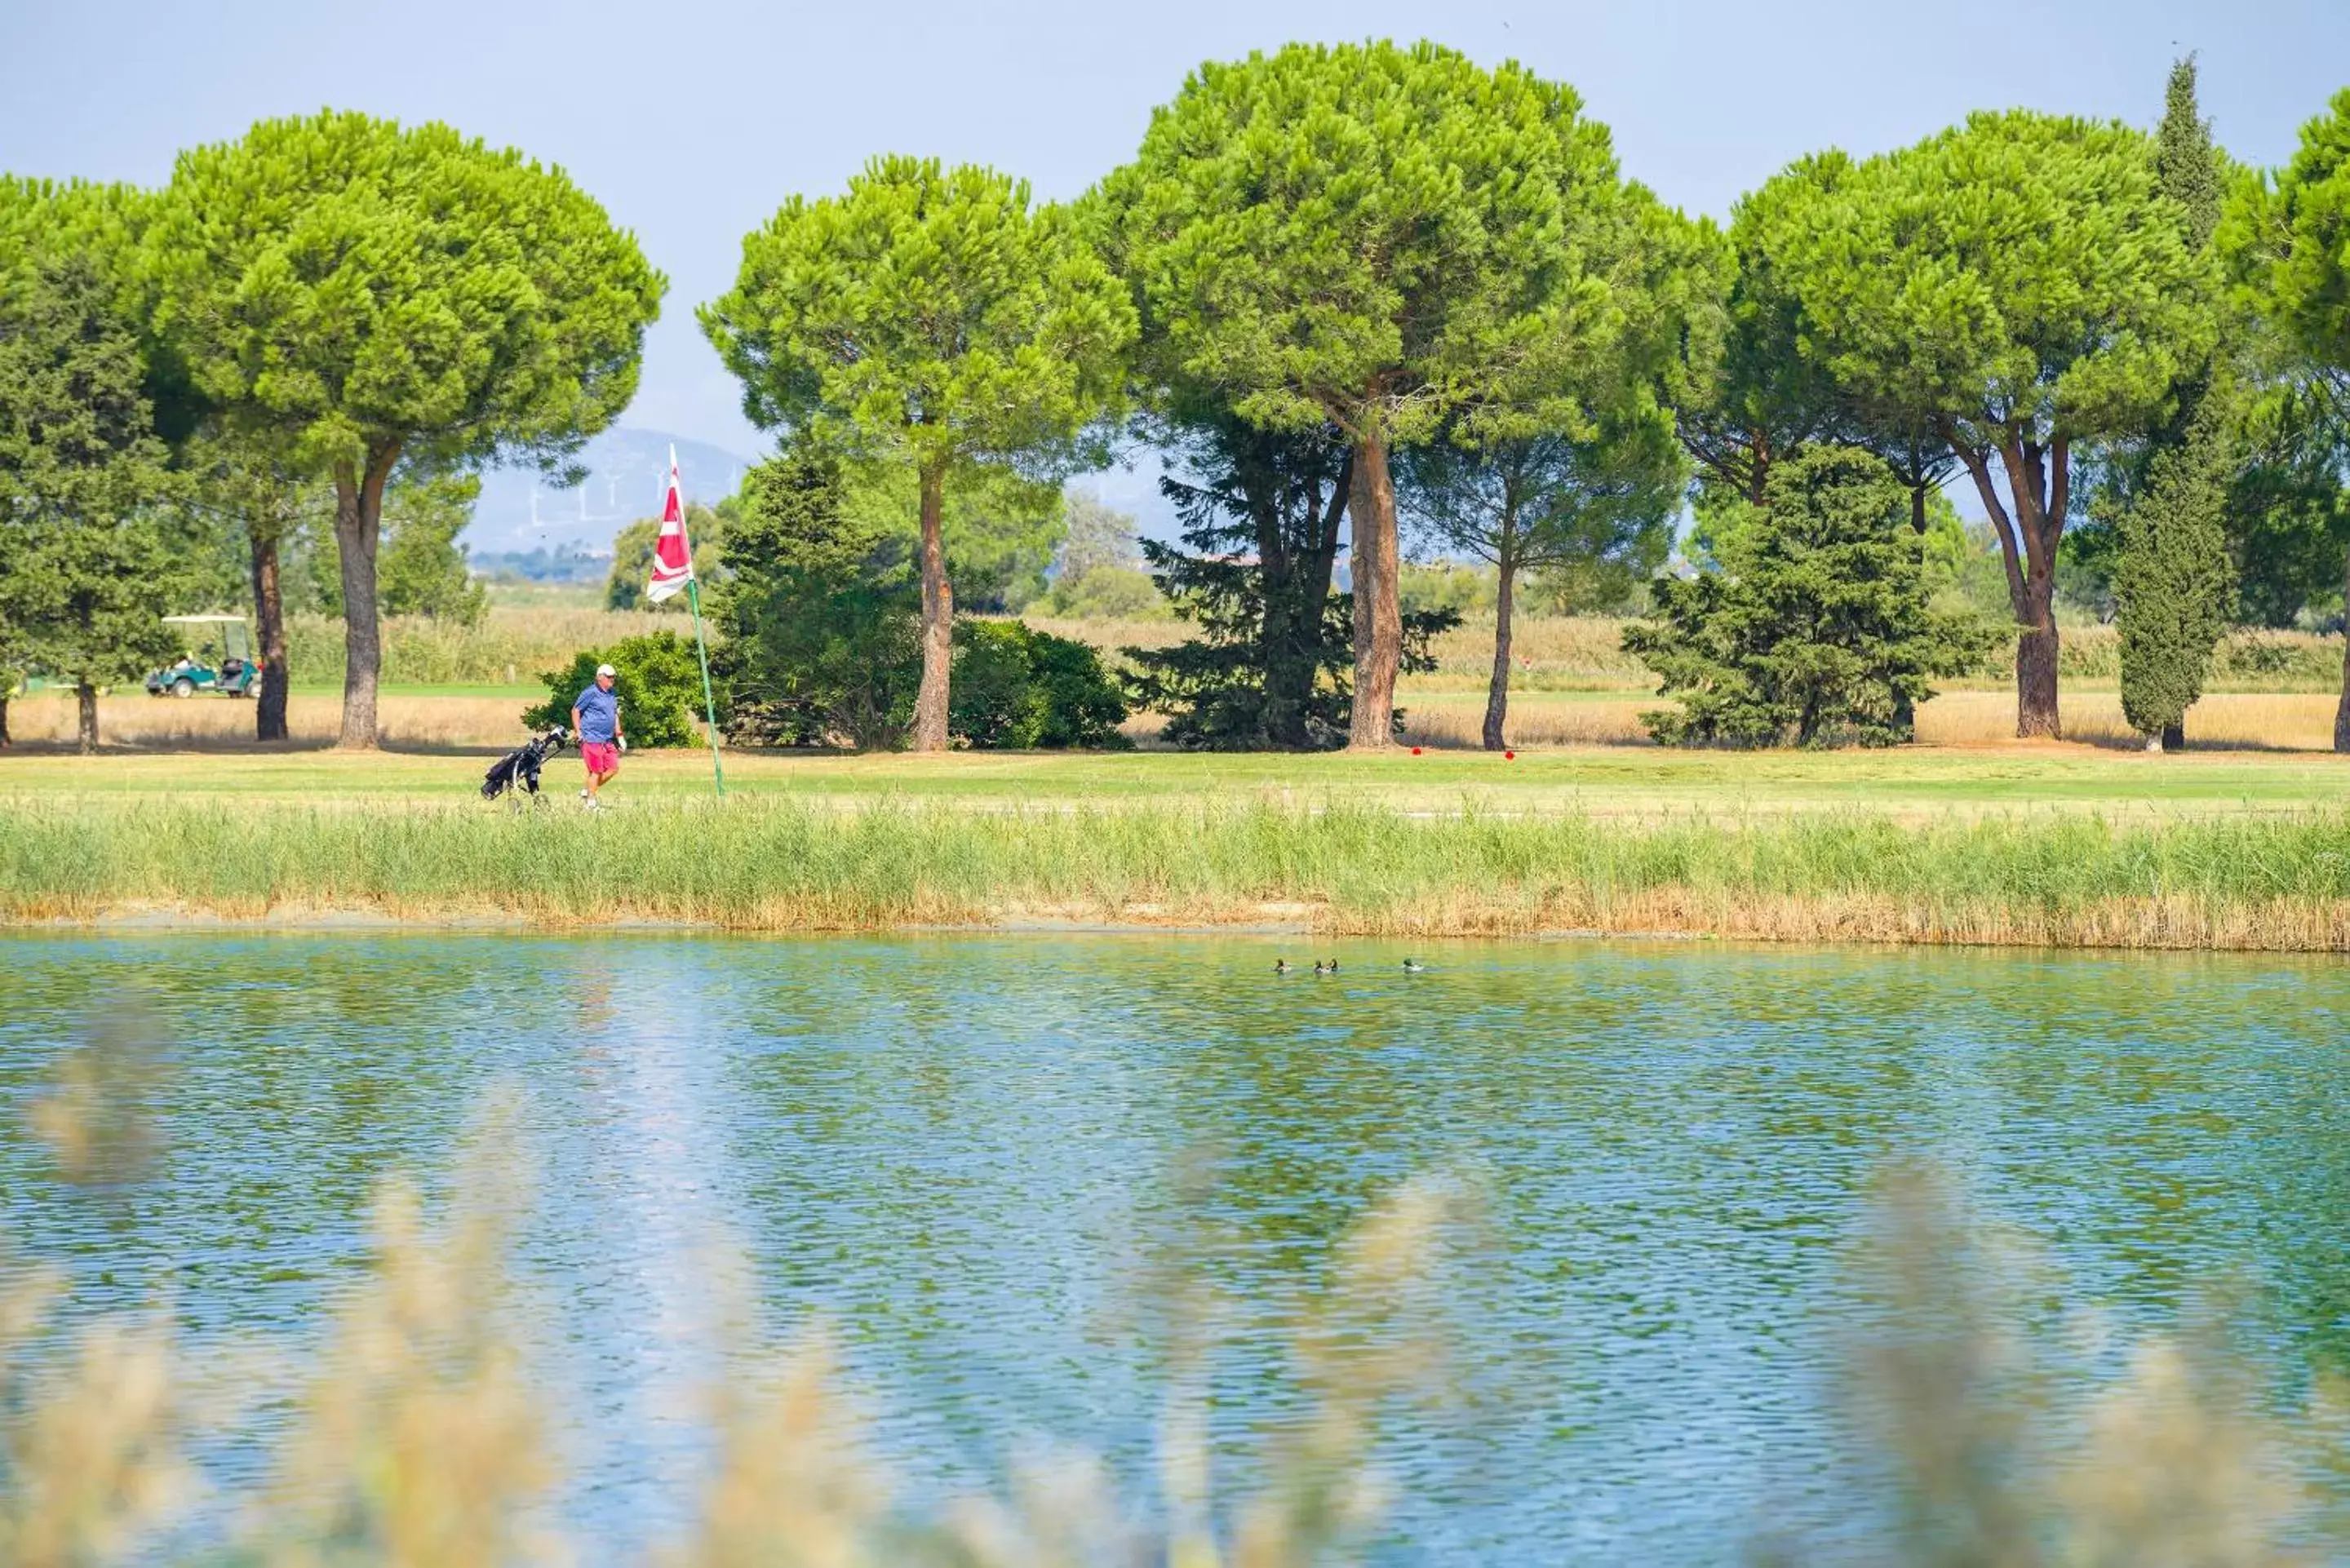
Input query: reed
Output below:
<box><xmin>2</xmin><ymin>1098</ymin><xmax>2334</xmax><ymax>1562</ymax></box>
<box><xmin>1</xmin><ymin>1085</ymin><xmax>1471</xmax><ymax>1568</ymax></box>
<box><xmin>285</xmin><ymin>605</ymin><xmax>690</xmax><ymax>689</ymax></box>
<box><xmin>5</xmin><ymin>796</ymin><xmax>2349</xmax><ymax>949</ymax></box>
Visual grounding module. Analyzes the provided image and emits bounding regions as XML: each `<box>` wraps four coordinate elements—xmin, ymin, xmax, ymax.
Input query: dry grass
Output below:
<box><xmin>285</xmin><ymin>605</ymin><xmax>690</xmax><ymax>689</ymax></box>
<box><xmin>1398</xmin><ymin>694</ymin><xmax>1651</xmax><ymax>748</ymax></box>
<box><xmin>4</xmin><ymin>694</ymin><xmax>531</xmax><ymax>751</ymax></box>
<box><xmin>17</xmin><ymin>688</ymin><xmax>2334</xmax><ymax>757</ymax></box>
<box><xmin>1916</xmin><ymin>692</ymin><xmax>2344</xmax><ymax>751</ymax></box>
<box><xmin>1397</xmin><ymin>691</ymin><xmax>2348</xmax><ymax>753</ymax></box>
<box><xmin>1417</xmin><ymin>614</ymin><xmax>1650</xmax><ymax>689</ymax></box>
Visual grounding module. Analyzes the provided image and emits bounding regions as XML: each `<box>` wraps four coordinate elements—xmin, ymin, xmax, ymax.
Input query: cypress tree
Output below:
<box><xmin>2116</xmin><ymin>56</ymin><xmax>2236</xmax><ymax>751</ymax></box>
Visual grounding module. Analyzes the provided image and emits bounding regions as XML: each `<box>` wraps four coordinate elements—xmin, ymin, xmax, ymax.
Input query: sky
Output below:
<box><xmin>5</xmin><ymin>0</ymin><xmax>2347</xmax><ymax>505</ymax></box>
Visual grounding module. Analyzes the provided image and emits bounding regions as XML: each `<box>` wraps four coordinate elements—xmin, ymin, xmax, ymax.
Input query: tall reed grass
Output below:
<box><xmin>5</xmin><ymin>797</ymin><xmax>2348</xmax><ymax>948</ymax></box>
<box><xmin>285</xmin><ymin>605</ymin><xmax>689</xmax><ymax>689</ymax></box>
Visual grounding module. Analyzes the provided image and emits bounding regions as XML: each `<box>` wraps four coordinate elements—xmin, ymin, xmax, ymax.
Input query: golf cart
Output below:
<box><xmin>146</xmin><ymin>613</ymin><xmax>264</xmax><ymax>698</ymax></box>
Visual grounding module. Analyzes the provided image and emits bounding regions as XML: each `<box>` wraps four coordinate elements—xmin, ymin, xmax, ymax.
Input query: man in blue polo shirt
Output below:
<box><xmin>571</xmin><ymin>662</ymin><xmax>626</xmax><ymax>809</ymax></box>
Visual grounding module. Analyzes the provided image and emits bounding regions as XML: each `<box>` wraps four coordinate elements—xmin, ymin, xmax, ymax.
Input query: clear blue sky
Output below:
<box><xmin>7</xmin><ymin>0</ymin><xmax>2346</xmax><ymax>467</ymax></box>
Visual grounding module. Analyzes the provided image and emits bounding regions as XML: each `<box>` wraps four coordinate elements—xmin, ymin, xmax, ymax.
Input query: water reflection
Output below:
<box><xmin>2</xmin><ymin>932</ymin><xmax>2344</xmax><ymax>1561</ymax></box>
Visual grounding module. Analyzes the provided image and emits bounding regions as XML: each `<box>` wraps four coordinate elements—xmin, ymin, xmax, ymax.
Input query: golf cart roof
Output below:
<box><xmin>162</xmin><ymin>613</ymin><xmax>251</xmax><ymax>624</ymax></box>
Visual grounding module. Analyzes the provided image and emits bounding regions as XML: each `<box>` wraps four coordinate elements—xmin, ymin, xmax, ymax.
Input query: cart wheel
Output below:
<box><xmin>171</xmin><ymin>678</ymin><xmax>195</xmax><ymax>698</ymax></box>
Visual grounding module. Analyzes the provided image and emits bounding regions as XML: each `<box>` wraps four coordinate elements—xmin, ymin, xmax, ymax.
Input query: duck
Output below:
<box><xmin>1274</xmin><ymin>959</ymin><xmax>1293</xmax><ymax>975</ymax></box>
<box><xmin>1403</xmin><ymin>959</ymin><xmax>1427</xmax><ymax>974</ymax></box>
<box><xmin>1326</xmin><ymin>959</ymin><xmax>1341</xmax><ymax>974</ymax></box>
<box><xmin>1312</xmin><ymin>960</ymin><xmax>1328</xmax><ymax>975</ymax></box>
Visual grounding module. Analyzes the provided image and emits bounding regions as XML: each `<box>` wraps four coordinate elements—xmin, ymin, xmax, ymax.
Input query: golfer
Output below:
<box><xmin>572</xmin><ymin>663</ymin><xmax>626</xmax><ymax>809</ymax></box>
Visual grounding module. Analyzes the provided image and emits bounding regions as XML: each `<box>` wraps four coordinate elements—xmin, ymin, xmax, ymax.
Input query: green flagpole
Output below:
<box><xmin>685</xmin><ymin>577</ymin><xmax>725</xmax><ymax>798</ymax></box>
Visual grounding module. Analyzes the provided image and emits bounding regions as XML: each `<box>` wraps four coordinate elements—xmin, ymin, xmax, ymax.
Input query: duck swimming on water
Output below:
<box><xmin>1274</xmin><ymin>959</ymin><xmax>1293</xmax><ymax>974</ymax></box>
<box><xmin>1312</xmin><ymin>960</ymin><xmax>1328</xmax><ymax>975</ymax></box>
<box><xmin>1403</xmin><ymin>959</ymin><xmax>1427</xmax><ymax>973</ymax></box>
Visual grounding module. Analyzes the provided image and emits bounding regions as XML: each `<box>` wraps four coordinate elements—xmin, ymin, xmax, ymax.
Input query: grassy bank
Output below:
<box><xmin>7</xmin><ymin>742</ymin><xmax>2346</xmax><ymax>815</ymax></box>
<box><xmin>6</xmin><ymin>797</ymin><xmax>2349</xmax><ymax>949</ymax></box>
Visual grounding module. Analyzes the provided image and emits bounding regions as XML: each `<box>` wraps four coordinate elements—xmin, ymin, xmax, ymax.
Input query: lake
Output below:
<box><xmin>3</xmin><ymin>931</ymin><xmax>2346</xmax><ymax>1561</ymax></box>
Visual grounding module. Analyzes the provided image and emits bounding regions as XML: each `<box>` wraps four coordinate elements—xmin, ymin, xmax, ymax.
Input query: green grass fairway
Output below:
<box><xmin>2</xmin><ymin>742</ymin><xmax>2343</xmax><ymax>819</ymax></box>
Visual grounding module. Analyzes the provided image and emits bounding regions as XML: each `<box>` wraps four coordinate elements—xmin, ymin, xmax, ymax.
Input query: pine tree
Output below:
<box><xmin>1124</xmin><ymin>419</ymin><xmax>1361</xmax><ymax>750</ymax></box>
<box><xmin>2116</xmin><ymin>55</ymin><xmax>2236</xmax><ymax>751</ymax></box>
<box><xmin>0</xmin><ymin>242</ymin><xmax>189</xmax><ymax>752</ymax></box>
<box><xmin>1124</xmin><ymin>416</ymin><xmax>1458</xmax><ymax>750</ymax></box>
<box><xmin>1625</xmin><ymin>447</ymin><xmax>1988</xmax><ymax>747</ymax></box>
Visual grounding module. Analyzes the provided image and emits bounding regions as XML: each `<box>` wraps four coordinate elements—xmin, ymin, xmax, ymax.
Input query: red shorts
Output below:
<box><xmin>581</xmin><ymin>741</ymin><xmax>619</xmax><ymax>774</ymax></box>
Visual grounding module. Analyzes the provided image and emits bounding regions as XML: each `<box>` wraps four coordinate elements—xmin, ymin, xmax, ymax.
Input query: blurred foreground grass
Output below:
<box><xmin>4</xmin><ymin>1054</ymin><xmax>2338</xmax><ymax>1565</ymax></box>
<box><xmin>4</xmin><ymin>796</ymin><xmax>2350</xmax><ymax>948</ymax></box>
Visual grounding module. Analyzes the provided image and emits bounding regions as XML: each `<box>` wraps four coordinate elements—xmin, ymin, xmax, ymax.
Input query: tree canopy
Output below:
<box><xmin>1777</xmin><ymin>110</ymin><xmax>2214</xmax><ymax>737</ymax></box>
<box><xmin>701</xmin><ymin>155</ymin><xmax>1133</xmax><ymax>750</ymax></box>
<box><xmin>0</xmin><ymin>181</ymin><xmax>190</xmax><ymax>751</ymax></box>
<box><xmin>2224</xmin><ymin>87</ymin><xmax>2350</xmax><ymax>748</ymax></box>
<box><xmin>153</xmin><ymin>109</ymin><xmax>664</xmax><ymax>746</ymax></box>
<box><xmin>2228</xmin><ymin>88</ymin><xmax>2350</xmax><ymax>379</ymax></box>
<box><xmin>1093</xmin><ymin>41</ymin><xmax>1653</xmax><ymax>747</ymax></box>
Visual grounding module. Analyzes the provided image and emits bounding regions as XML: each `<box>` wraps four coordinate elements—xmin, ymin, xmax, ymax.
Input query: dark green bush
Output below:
<box><xmin>951</xmin><ymin>621</ymin><xmax>1130</xmax><ymax>750</ymax></box>
<box><xmin>523</xmin><ymin>631</ymin><xmax>713</xmax><ymax>748</ymax></box>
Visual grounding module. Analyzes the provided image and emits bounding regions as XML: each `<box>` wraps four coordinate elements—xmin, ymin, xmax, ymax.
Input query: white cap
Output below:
<box><xmin>596</xmin><ymin>663</ymin><xmax>616</xmax><ymax>677</ymax></box>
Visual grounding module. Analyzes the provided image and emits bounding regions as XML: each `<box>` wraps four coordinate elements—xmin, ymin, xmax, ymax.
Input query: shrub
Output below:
<box><xmin>951</xmin><ymin>621</ymin><xmax>1131</xmax><ymax>749</ymax></box>
<box><xmin>522</xmin><ymin>631</ymin><xmax>712</xmax><ymax>747</ymax></box>
<box><xmin>1034</xmin><ymin>565</ymin><xmax>1170</xmax><ymax>619</ymax></box>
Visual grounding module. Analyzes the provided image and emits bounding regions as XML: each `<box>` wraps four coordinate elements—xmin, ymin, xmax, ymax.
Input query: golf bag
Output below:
<box><xmin>481</xmin><ymin>725</ymin><xmax>570</xmax><ymax>804</ymax></box>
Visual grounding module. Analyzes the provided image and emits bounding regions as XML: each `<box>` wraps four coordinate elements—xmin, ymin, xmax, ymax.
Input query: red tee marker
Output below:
<box><xmin>1505</xmin><ymin>750</ymin><xmax>1515</xmax><ymax>760</ymax></box>
<box><xmin>1411</xmin><ymin>746</ymin><xmax>1422</xmax><ymax>755</ymax></box>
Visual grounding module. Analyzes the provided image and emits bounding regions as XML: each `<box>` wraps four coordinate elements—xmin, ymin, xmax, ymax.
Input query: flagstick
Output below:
<box><xmin>685</xmin><ymin>577</ymin><xmax>725</xmax><ymax>798</ymax></box>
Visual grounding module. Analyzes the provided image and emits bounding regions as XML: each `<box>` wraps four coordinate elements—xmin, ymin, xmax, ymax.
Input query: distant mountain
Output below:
<box><xmin>465</xmin><ymin>427</ymin><xmax>758</xmax><ymax>555</ymax></box>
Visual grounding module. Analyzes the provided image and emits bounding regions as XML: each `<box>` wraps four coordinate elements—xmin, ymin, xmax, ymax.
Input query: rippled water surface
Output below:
<box><xmin>4</xmin><ymin>932</ymin><xmax>2348</xmax><ymax>1560</ymax></box>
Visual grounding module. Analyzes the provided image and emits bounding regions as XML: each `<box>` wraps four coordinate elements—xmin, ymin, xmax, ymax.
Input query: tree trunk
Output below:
<box><xmin>334</xmin><ymin>448</ymin><xmax>397</xmax><ymax>750</ymax></box>
<box><xmin>2336</xmin><ymin>540</ymin><xmax>2350</xmax><ymax>755</ymax></box>
<box><xmin>1259</xmin><ymin>450</ymin><xmax>1352</xmax><ymax>750</ymax></box>
<box><xmin>1346</xmin><ymin>425</ymin><xmax>1402</xmax><ymax>750</ymax></box>
<box><xmin>251</xmin><ymin>523</ymin><xmax>289</xmax><ymax>743</ymax></box>
<box><xmin>1257</xmin><ymin>467</ymin><xmax>1303</xmax><ymax>749</ymax></box>
<box><xmin>1949</xmin><ymin>429</ymin><xmax>2064</xmax><ymax>739</ymax></box>
<box><xmin>2161</xmin><ymin>720</ymin><xmax>2185</xmax><ymax>752</ymax></box>
<box><xmin>76</xmin><ymin>680</ymin><xmax>98</xmax><ymax>755</ymax></box>
<box><xmin>1484</xmin><ymin>557</ymin><xmax>1514</xmax><ymax>752</ymax></box>
<box><xmin>1889</xmin><ymin>481</ymin><xmax>1924</xmax><ymax>738</ymax></box>
<box><xmin>2016</xmin><ymin>613</ymin><xmax>2061</xmax><ymax>738</ymax></box>
<box><xmin>0</xmin><ymin>694</ymin><xmax>10</xmax><ymax>748</ymax></box>
<box><xmin>911</xmin><ymin>461</ymin><xmax>953</xmax><ymax>752</ymax></box>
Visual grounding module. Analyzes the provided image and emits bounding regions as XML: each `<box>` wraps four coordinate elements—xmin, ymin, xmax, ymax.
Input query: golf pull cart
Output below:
<box><xmin>147</xmin><ymin>613</ymin><xmax>265</xmax><ymax>698</ymax></box>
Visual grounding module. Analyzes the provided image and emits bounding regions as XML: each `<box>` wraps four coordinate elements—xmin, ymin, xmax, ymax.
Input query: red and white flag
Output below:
<box><xmin>647</xmin><ymin>446</ymin><xmax>694</xmax><ymax>604</ymax></box>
